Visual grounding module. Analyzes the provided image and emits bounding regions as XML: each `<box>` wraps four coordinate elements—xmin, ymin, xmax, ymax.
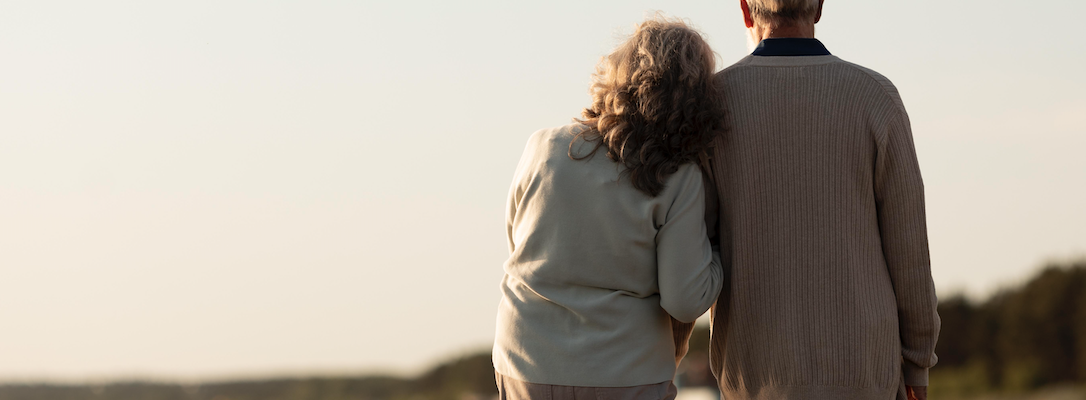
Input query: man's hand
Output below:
<box><xmin>906</xmin><ymin>386</ymin><xmax>927</xmax><ymax>400</ymax></box>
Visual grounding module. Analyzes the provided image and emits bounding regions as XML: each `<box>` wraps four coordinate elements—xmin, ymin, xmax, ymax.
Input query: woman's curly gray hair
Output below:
<box><xmin>573</xmin><ymin>17</ymin><xmax>723</xmax><ymax>197</ymax></box>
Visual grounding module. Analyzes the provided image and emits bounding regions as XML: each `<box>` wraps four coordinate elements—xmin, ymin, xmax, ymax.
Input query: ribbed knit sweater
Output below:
<box><xmin>706</xmin><ymin>55</ymin><xmax>940</xmax><ymax>400</ymax></box>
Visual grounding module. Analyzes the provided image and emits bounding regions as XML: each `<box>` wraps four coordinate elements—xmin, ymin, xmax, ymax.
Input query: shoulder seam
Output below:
<box><xmin>716</xmin><ymin>56</ymin><xmax>754</xmax><ymax>75</ymax></box>
<box><xmin>832</xmin><ymin>59</ymin><xmax>908</xmax><ymax>115</ymax></box>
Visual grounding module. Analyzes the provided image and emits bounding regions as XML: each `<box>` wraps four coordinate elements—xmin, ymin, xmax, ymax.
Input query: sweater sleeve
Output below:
<box><xmin>656</xmin><ymin>166</ymin><xmax>724</xmax><ymax>323</ymax></box>
<box><xmin>506</xmin><ymin>129</ymin><xmax>545</xmax><ymax>255</ymax></box>
<box><xmin>874</xmin><ymin>109</ymin><xmax>941</xmax><ymax>386</ymax></box>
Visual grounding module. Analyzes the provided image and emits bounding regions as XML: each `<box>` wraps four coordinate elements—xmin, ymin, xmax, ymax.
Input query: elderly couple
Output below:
<box><xmin>492</xmin><ymin>1</ymin><xmax>941</xmax><ymax>399</ymax></box>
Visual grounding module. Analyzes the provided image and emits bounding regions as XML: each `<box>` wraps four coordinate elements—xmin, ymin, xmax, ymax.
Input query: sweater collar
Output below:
<box><xmin>752</xmin><ymin>38</ymin><xmax>831</xmax><ymax>56</ymax></box>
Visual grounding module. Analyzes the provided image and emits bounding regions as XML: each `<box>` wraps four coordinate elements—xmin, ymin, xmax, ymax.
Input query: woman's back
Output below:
<box><xmin>493</xmin><ymin>123</ymin><xmax>720</xmax><ymax>387</ymax></box>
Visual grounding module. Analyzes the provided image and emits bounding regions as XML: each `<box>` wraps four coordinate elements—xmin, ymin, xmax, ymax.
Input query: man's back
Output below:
<box><xmin>707</xmin><ymin>54</ymin><xmax>940</xmax><ymax>399</ymax></box>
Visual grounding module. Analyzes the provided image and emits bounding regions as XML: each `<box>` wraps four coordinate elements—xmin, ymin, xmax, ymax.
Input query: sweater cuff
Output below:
<box><xmin>903</xmin><ymin>361</ymin><xmax>929</xmax><ymax>386</ymax></box>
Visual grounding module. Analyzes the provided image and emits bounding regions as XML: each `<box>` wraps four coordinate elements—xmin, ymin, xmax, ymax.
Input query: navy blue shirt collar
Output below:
<box><xmin>752</xmin><ymin>38</ymin><xmax>831</xmax><ymax>56</ymax></box>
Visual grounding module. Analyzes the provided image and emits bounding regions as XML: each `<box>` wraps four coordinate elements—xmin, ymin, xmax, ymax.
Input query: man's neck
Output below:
<box><xmin>750</xmin><ymin>24</ymin><xmax>816</xmax><ymax>41</ymax></box>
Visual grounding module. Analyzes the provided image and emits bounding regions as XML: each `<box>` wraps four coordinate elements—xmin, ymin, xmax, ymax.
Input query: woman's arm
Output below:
<box><xmin>656</xmin><ymin>166</ymin><xmax>724</xmax><ymax>323</ymax></box>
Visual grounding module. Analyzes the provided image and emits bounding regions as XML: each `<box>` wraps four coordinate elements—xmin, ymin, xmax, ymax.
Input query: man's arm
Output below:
<box><xmin>874</xmin><ymin>109</ymin><xmax>941</xmax><ymax>387</ymax></box>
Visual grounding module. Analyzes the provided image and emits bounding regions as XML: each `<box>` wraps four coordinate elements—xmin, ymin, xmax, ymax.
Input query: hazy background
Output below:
<box><xmin>0</xmin><ymin>0</ymin><xmax>1083</xmax><ymax>383</ymax></box>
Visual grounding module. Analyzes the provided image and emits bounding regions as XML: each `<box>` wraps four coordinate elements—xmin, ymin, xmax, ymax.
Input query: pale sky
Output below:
<box><xmin>0</xmin><ymin>0</ymin><xmax>1083</xmax><ymax>382</ymax></box>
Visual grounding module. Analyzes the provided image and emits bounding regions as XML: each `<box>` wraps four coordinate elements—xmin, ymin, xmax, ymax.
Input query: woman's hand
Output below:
<box><xmin>907</xmin><ymin>386</ymin><xmax>927</xmax><ymax>400</ymax></box>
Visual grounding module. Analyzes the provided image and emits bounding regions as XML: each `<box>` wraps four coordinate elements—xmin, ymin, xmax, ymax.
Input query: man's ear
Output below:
<box><xmin>740</xmin><ymin>0</ymin><xmax>755</xmax><ymax>28</ymax></box>
<box><xmin>814</xmin><ymin>0</ymin><xmax>825</xmax><ymax>23</ymax></box>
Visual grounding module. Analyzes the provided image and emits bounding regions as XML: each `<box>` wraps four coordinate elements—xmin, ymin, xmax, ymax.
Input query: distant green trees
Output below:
<box><xmin>932</xmin><ymin>261</ymin><xmax>1086</xmax><ymax>395</ymax></box>
<box><xmin>0</xmin><ymin>354</ymin><xmax>496</xmax><ymax>400</ymax></box>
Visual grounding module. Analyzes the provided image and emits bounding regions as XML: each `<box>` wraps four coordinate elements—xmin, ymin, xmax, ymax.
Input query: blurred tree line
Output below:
<box><xmin>2</xmin><ymin>260</ymin><xmax>1082</xmax><ymax>400</ymax></box>
<box><xmin>930</xmin><ymin>260</ymin><xmax>1086</xmax><ymax>396</ymax></box>
<box><xmin>0</xmin><ymin>352</ymin><xmax>495</xmax><ymax>400</ymax></box>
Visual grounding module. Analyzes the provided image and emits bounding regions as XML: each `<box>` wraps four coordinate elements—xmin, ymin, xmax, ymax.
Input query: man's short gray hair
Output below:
<box><xmin>746</xmin><ymin>0</ymin><xmax>820</xmax><ymax>27</ymax></box>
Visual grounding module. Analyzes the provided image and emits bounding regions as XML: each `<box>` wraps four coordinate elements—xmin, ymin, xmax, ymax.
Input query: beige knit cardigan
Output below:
<box><xmin>493</xmin><ymin>124</ymin><xmax>723</xmax><ymax>387</ymax></box>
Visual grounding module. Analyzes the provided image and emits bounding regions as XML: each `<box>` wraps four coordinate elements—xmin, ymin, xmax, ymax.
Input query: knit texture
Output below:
<box><xmin>706</xmin><ymin>55</ymin><xmax>940</xmax><ymax>400</ymax></box>
<box><xmin>493</xmin><ymin>124</ymin><xmax>723</xmax><ymax>387</ymax></box>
